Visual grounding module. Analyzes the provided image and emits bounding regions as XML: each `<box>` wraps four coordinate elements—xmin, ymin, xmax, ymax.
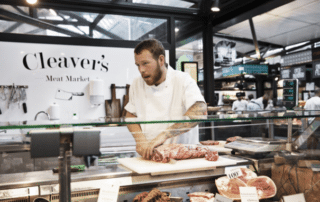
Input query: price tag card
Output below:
<box><xmin>214</xmin><ymin>194</ymin><xmax>233</xmax><ymax>202</ymax></box>
<box><xmin>239</xmin><ymin>187</ymin><xmax>259</xmax><ymax>202</ymax></box>
<box><xmin>97</xmin><ymin>183</ymin><xmax>120</xmax><ymax>202</ymax></box>
<box><xmin>311</xmin><ymin>164</ymin><xmax>320</xmax><ymax>172</ymax></box>
<box><xmin>283</xmin><ymin>193</ymin><xmax>306</xmax><ymax>202</ymax></box>
<box><xmin>225</xmin><ymin>167</ymin><xmax>243</xmax><ymax>179</ymax></box>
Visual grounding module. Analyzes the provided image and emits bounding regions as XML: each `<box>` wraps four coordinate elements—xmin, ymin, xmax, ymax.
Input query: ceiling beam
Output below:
<box><xmin>91</xmin><ymin>14</ymin><xmax>105</xmax><ymax>29</ymax></box>
<box><xmin>211</xmin><ymin>0</ymin><xmax>294</xmax><ymax>32</ymax></box>
<box><xmin>58</xmin><ymin>11</ymin><xmax>123</xmax><ymax>40</ymax></box>
<box><xmin>12</xmin><ymin>6</ymin><xmax>27</xmax><ymax>15</ymax></box>
<box><xmin>249</xmin><ymin>18</ymin><xmax>261</xmax><ymax>60</ymax></box>
<box><xmin>3</xmin><ymin>22</ymin><xmax>22</xmax><ymax>33</ymax></box>
<box><xmin>0</xmin><ymin>8</ymin><xmax>88</xmax><ymax>38</ymax></box>
<box><xmin>56</xmin><ymin>12</ymin><xmax>88</xmax><ymax>36</ymax></box>
<box><xmin>1</xmin><ymin>0</ymin><xmax>198</xmax><ymax>20</ymax></box>
<box><xmin>214</xmin><ymin>33</ymin><xmax>283</xmax><ymax>49</ymax></box>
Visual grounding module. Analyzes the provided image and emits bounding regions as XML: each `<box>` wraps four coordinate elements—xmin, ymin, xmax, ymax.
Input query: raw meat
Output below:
<box><xmin>205</xmin><ymin>151</ymin><xmax>219</xmax><ymax>161</ymax></box>
<box><xmin>151</xmin><ymin>144</ymin><xmax>211</xmax><ymax>163</ymax></box>
<box><xmin>200</xmin><ymin>140</ymin><xmax>219</xmax><ymax>145</ymax></box>
<box><xmin>188</xmin><ymin>192</ymin><xmax>215</xmax><ymax>202</ymax></box>
<box><xmin>247</xmin><ymin>176</ymin><xmax>277</xmax><ymax>199</ymax></box>
<box><xmin>237</xmin><ymin>167</ymin><xmax>257</xmax><ymax>183</ymax></box>
<box><xmin>133</xmin><ymin>189</ymin><xmax>170</xmax><ymax>202</ymax></box>
<box><xmin>226</xmin><ymin>136</ymin><xmax>241</xmax><ymax>143</ymax></box>
<box><xmin>187</xmin><ymin>192</ymin><xmax>214</xmax><ymax>199</ymax></box>
<box><xmin>215</xmin><ymin>176</ymin><xmax>247</xmax><ymax>200</ymax></box>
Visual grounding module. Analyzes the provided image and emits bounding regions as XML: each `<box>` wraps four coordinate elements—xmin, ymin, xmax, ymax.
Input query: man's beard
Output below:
<box><xmin>146</xmin><ymin>62</ymin><xmax>163</xmax><ymax>86</ymax></box>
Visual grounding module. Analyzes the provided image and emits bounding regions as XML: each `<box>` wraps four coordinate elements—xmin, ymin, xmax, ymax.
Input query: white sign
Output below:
<box><xmin>98</xmin><ymin>183</ymin><xmax>120</xmax><ymax>202</ymax></box>
<box><xmin>226</xmin><ymin>167</ymin><xmax>243</xmax><ymax>179</ymax></box>
<box><xmin>306</xmin><ymin>82</ymin><xmax>315</xmax><ymax>91</ymax></box>
<box><xmin>283</xmin><ymin>193</ymin><xmax>306</xmax><ymax>202</ymax></box>
<box><xmin>239</xmin><ymin>187</ymin><xmax>259</xmax><ymax>202</ymax></box>
<box><xmin>0</xmin><ymin>41</ymin><xmax>169</xmax><ymax>122</ymax></box>
<box><xmin>214</xmin><ymin>194</ymin><xmax>233</xmax><ymax>202</ymax></box>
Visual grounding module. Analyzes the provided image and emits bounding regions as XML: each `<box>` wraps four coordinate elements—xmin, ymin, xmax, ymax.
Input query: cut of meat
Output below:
<box><xmin>151</xmin><ymin>144</ymin><xmax>211</xmax><ymax>163</ymax></box>
<box><xmin>247</xmin><ymin>176</ymin><xmax>277</xmax><ymax>199</ymax></box>
<box><xmin>226</xmin><ymin>136</ymin><xmax>241</xmax><ymax>143</ymax></box>
<box><xmin>200</xmin><ymin>140</ymin><xmax>220</xmax><ymax>145</ymax></box>
<box><xmin>187</xmin><ymin>192</ymin><xmax>214</xmax><ymax>199</ymax></box>
<box><xmin>190</xmin><ymin>197</ymin><xmax>214</xmax><ymax>202</ymax></box>
<box><xmin>133</xmin><ymin>192</ymin><xmax>149</xmax><ymax>202</ymax></box>
<box><xmin>188</xmin><ymin>192</ymin><xmax>215</xmax><ymax>202</ymax></box>
<box><xmin>205</xmin><ymin>151</ymin><xmax>219</xmax><ymax>161</ymax></box>
<box><xmin>215</xmin><ymin>176</ymin><xmax>247</xmax><ymax>200</ymax></box>
<box><xmin>237</xmin><ymin>167</ymin><xmax>257</xmax><ymax>183</ymax></box>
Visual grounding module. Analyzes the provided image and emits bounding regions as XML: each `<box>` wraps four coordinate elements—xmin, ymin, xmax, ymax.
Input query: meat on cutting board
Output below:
<box><xmin>151</xmin><ymin>144</ymin><xmax>216</xmax><ymax>163</ymax></box>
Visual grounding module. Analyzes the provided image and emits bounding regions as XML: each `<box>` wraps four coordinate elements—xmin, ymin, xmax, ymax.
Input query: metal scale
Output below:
<box><xmin>224</xmin><ymin>137</ymin><xmax>287</xmax><ymax>154</ymax></box>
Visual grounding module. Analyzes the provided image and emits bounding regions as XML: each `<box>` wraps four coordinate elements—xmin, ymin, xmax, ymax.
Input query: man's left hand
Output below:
<box><xmin>145</xmin><ymin>133</ymin><xmax>167</xmax><ymax>159</ymax></box>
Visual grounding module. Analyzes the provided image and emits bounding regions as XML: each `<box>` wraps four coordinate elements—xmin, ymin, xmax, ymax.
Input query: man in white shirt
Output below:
<box><xmin>125</xmin><ymin>39</ymin><xmax>207</xmax><ymax>159</ymax></box>
<box><xmin>232</xmin><ymin>95</ymin><xmax>248</xmax><ymax>112</ymax></box>
<box><xmin>247</xmin><ymin>94</ymin><xmax>269</xmax><ymax>111</ymax></box>
<box><xmin>305</xmin><ymin>89</ymin><xmax>320</xmax><ymax>111</ymax></box>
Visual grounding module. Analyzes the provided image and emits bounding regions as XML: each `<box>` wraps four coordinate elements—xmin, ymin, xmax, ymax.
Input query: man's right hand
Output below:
<box><xmin>136</xmin><ymin>142</ymin><xmax>151</xmax><ymax>160</ymax></box>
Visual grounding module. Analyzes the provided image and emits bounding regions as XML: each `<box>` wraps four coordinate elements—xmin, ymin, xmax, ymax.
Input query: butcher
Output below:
<box><xmin>232</xmin><ymin>94</ymin><xmax>248</xmax><ymax>112</ymax></box>
<box><xmin>125</xmin><ymin>39</ymin><xmax>207</xmax><ymax>160</ymax></box>
<box><xmin>305</xmin><ymin>89</ymin><xmax>320</xmax><ymax>111</ymax></box>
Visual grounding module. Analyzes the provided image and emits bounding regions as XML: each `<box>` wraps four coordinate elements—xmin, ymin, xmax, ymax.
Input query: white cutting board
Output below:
<box><xmin>118</xmin><ymin>156</ymin><xmax>238</xmax><ymax>175</ymax></box>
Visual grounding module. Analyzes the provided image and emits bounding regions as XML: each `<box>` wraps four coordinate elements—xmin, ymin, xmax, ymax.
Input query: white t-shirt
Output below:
<box><xmin>305</xmin><ymin>96</ymin><xmax>320</xmax><ymax>110</ymax></box>
<box><xmin>125</xmin><ymin>66</ymin><xmax>205</xmax><ymax>144</ymax></box>
<box><xmin>232</xmin><ymin>100</ymin><xmax>248</xmax><ymax>111</ymax></box>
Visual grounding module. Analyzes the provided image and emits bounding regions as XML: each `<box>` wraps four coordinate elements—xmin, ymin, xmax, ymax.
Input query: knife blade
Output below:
<box><xmin>55</xmin><ymin>89</ymin><xmax>84</xmax><ymax>100</ymax></box>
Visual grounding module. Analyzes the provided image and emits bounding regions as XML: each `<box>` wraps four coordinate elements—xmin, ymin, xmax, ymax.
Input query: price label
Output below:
<box><xmin>225</xmin><ymin>167</ymin><xmax>242</xmax><ymax>179</ymax></box>
<box><xmin>239</xmin><ymin>187</ymin><xmax>259</xmax><ymax>202</ymax></box>
<box><xmin>97</xmin><ymin>183</ymin><xmax>120</xmax><ymax>202</ymax></box>
<box><xmin>283</xmin><ymin>193</ymin><xmax>306</xmax><ymax>202</ymax></box>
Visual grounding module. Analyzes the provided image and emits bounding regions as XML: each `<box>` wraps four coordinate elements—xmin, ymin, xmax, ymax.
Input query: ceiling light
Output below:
<box><xmin>49</xmin><ymin>9</ymin><xmax>57</xmax><ymax>16</ymax></box>
<box><xmin>175</xmin><ymin>28</ymin><xmax>179</xmax><ymax>32</ymax></box>
<box><xmin>26</xmin><ymin>0</ymin><xmax>37</xmax><ymax>4</ymax></box>
<box><xmin>211</xmin><ymin>0</ymin><xmax>220</xmax><ymax>12</ymax></box>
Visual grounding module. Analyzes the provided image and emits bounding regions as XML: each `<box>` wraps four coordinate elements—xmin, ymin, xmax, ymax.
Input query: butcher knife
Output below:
<box><xmin>121</xmin><ymin>84</ymin><xmax>130</xmax><ymax>117</ymax></box>
<box><xmin>55</xmin><ymin>89</ymin><xmax>84</xmax><ymax>100</ymax></box>
<box><xmin>105</xmin><ymin>84</ymin><xmax>121</xmax><ymax>119</ymax></box>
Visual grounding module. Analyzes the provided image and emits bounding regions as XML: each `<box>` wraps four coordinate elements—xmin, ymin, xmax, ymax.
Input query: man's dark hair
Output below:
<box><xmin>248</xmin><ymin>94</ymin><xmax>254</xmax><ymax>100</ymax></box>
<box><xmin>134</xmin><ymin>39</ymin><xmax>166</xmax><ymax>61</ymax></box>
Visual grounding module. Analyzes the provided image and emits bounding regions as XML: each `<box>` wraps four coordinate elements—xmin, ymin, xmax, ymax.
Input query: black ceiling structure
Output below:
<box><xmin>0</xmin><ymin>0</ymin><xmax>294</xmax><ymax>105</ymax></box>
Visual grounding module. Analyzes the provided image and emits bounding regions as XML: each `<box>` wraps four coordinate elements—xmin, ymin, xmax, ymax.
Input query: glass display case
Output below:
<box><xmin>0</xmin><ymin>110</ymin><xmax>319</xmax><ymax>202</ymax></box>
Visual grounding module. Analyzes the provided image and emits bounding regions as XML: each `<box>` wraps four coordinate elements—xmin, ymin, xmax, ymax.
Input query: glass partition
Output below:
<box><xmin>0</xmin><ymin>110</ymin><xmax>319</xmax><ymax>130</ymax></box>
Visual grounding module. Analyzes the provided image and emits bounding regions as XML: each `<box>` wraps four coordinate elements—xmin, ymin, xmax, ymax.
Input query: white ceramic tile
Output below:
<box><xmin>262</xmin><ymin>25</ymin><xmax>320</xmax><ymax>46</ymax></box>
<box><xmin>268</xmin><ymin>0</ymin><xmax>318</xmax><ymax>15</ymax></box>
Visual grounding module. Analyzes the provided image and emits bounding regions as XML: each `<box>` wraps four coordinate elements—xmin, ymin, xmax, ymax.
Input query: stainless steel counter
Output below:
<box><xmin>0</xmin><ymin>155</ymin><xmax>254</xmax><ymax>201</ymax></box>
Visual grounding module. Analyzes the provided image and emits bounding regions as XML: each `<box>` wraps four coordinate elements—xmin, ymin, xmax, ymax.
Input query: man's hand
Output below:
<box><xmin>136</xmin><ymin>142</ymin><xmax>150</xmax><ymax>159</ymax></box>
<box><xmin>144</xmin><ymin>133</ymin><xmax>167</xmax><ymax>160</ymax></box>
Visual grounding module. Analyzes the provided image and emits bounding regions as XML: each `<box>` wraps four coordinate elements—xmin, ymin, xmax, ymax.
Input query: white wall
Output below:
<box><xmin>0</xmin><ymin>41</ymin><xmax>169</xmax><ymax>122</ymax></box>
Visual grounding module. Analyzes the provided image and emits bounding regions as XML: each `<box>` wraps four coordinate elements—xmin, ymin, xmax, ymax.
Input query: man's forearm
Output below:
<box><xmin>163</xmin><ymin>101</ymin><xmax>207</xmax><ymax>139</ymax></box>
<box><xmin>126</xmin><ymin>112</ymin><xmax>148</xmax><ymax>144</ymax></box>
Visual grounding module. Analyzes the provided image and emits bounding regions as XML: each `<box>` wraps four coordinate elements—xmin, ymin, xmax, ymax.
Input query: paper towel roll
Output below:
<box><xmin>49</xmin><ymin>103</ymin><xmax>60</xmax><ymax>120</ymax></box>
<box><xmin>90</xmin><ymin>79</ymin><xmax>104</xmax><ymax>105</ymax></box>
<box><xmin>90</xmin><ymin>79</ymin><xmax>104</xmax><ymax>96</ymax></box>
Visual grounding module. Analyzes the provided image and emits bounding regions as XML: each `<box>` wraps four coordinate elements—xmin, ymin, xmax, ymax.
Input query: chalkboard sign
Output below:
<box><xmin>280</xmin><ymin>68</ymin><xmax>291</xmax><ymax>79</ymax></box>
<box><xmin>313</xmin><ymin>61</ymin><xmax>320</xmax><ymax>79</ymax></box>
<box><xmin>291</xmin><ymin>65</ymin><xmax>306</xmax><ymax>80</ymax></box>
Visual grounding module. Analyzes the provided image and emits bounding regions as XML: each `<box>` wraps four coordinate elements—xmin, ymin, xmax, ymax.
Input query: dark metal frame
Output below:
<box><xmin>0</xmin><ymin>0</ymin><xmax>294</xmax><ymax>106</ymax></box>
